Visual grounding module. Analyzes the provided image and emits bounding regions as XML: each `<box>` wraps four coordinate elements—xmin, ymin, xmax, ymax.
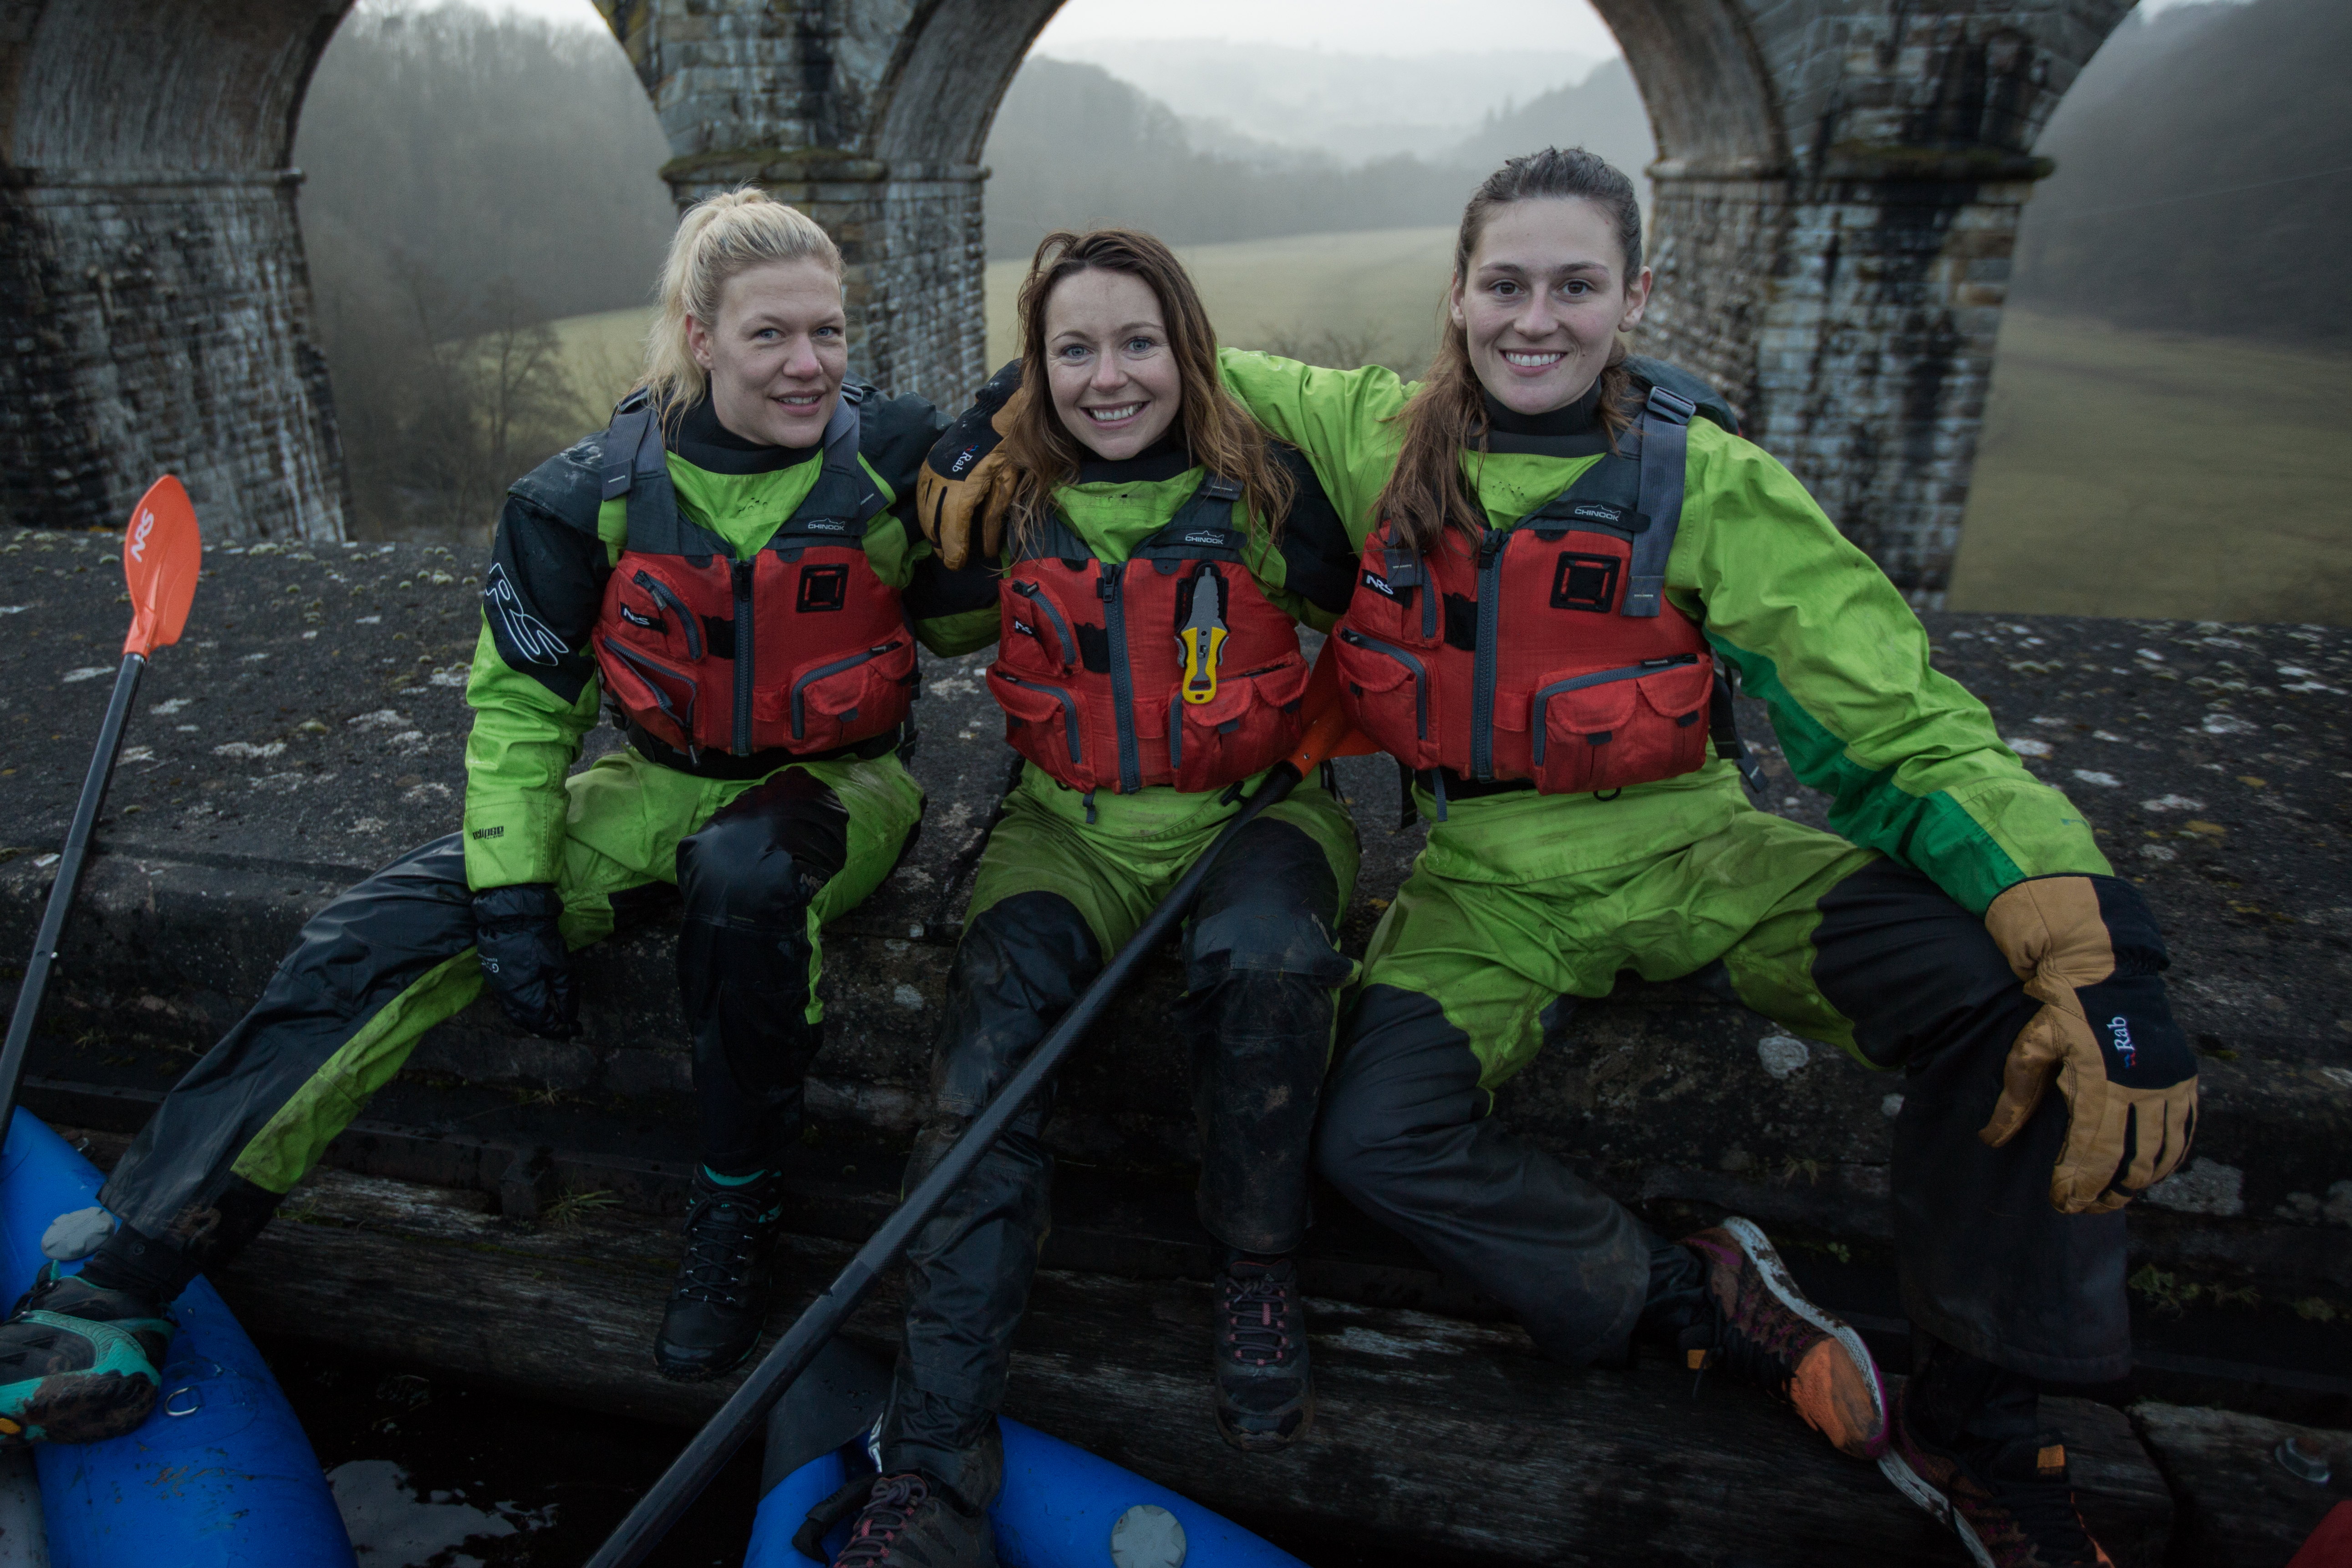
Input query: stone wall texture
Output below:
<box><xmin>3</xmin><ymin>0</ymin><xmax>2139</xmax><ymax>581</ymax></box>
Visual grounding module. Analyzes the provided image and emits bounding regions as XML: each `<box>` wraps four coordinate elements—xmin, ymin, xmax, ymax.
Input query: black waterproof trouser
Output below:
<box><xmin>95</xmin><ymin>764</ymin><xmax>875</xmax><ymax>1283</ymax></box>
<box><xmin>1317</xmin><ymin>856</ymin><xmax>2133</xmax><ymax>1387</ymax></box>
<box><xmin>878</xmin><ymin>814</ymin><xmax>1352</xmax><ymax>1504</ymax></box>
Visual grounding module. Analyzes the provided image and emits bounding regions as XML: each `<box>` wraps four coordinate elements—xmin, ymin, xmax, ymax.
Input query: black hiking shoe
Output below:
<box><xmin>653</xmin><ymin>1166</ymin><xmax>784</xmax><ymax>1381</ymax></box>
<box><xmin>1212</xmin><ymin>1253</ymin><xmax>1313</xmax><ymax>1451</ymax></box>
<box><xmin>1883</xmin><ymin>1400</ymin><xmax>2113</xmax><ymax>1565</ymax></box>
<box><xmin>796</xmin><ymin>1471</ymin><xmax>998</xmax><ymax>1568</ymax></box>
<box><xmin>0</xmin><ymin>1265</ymin><xmax>173</xmax><ymax>1446</ymax></box>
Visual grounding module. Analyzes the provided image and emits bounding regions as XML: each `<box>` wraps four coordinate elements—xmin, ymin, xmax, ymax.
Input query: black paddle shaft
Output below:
<box><xmin>0</xmin><ymin>654</ymin><xmax>147</xmax><ymax>1139</ymax></box>
<box><xmin>584</xmin><ymin>760</ymin><xmax>1306</xmax><ymax>1568</ymax></box>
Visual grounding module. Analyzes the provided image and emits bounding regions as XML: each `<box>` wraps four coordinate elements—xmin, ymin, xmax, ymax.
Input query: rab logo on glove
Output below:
<box><xmin>946</xmin><ymin>443</ymin><xmax>984</xmax><ymax>479</ymax></box>
<box><xmin>2108</xmin><ymin>1016</ymin><xmax>2136</xmax><ymax>1067</ymax></box>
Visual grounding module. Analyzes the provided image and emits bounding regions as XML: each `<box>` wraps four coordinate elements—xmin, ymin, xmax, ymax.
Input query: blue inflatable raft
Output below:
<box><xmin>0</xmin><ymin>1111</ymin><xmax>352</xmax><ymax>1568</ymax></box>
<box><xmin>747</xmin><ymin>1340</ymin><xmax>1303</xmax><ymax>1568</ymax></box>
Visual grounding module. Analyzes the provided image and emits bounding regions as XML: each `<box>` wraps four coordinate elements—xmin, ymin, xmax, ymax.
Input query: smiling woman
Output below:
<box><xmin>641</xmin><ymin>193</ymin><xmax>847</xmax><ymax>445</ymax></box>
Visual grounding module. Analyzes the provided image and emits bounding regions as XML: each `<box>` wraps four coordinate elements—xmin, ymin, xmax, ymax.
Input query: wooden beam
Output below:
<box><xmin>207</xmin><ymin>1167</ymin><xmax>2174</xmax><ymax>1565</ymax></box>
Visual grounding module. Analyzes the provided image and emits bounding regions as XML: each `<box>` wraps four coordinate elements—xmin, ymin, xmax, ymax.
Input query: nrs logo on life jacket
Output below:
<box><xmin>1334</xmin><ymin>378</ymin><xmax>1751</xmax><ymax>799</ymax></box>
<box><xmin>591</xmin><ymin>393</ymin><xmax>914</xmax><ymax>761</ymax></box>
<box><xmin>986</xmin><ymin>474</ymin><xmax>1310</xmax><ymax>795</ymax></box>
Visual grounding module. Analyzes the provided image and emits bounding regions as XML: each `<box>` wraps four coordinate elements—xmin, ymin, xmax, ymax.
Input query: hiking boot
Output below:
<box><xmin>1678</xmin><ymin>1217</ymin><xmax>1888</xmax><ymax>1460</ymax></box>
<box><xmin>0</xmin><ymin>1265</ymin><xmax>173</xmax><ymax>1446</ymax></box>
<box><xmin>653</xmin><ymin>1166</ymin><xmax>784</xmax><ymax>1381</ymax></box>
<box><xmin>1212</xmin><ymin>1252</ymin><xmax>1313</xmax><ymax>1451</ymax></box>
<box><xmin>798</xmin><ymin>1471</ymin><xmax>998</xmax><ymax>1568</ymax></box>
<box><xmin>1882</xmin><ymin>1394</ymin><xmax>2114</xmax><ymax>1566</ymax></box>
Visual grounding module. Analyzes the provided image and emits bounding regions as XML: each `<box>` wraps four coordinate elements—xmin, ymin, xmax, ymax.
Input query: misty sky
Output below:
<box><xmin>473</xmin><ymin>0</ymin><xmax>2237</xmax><ymax>47</ymax></box>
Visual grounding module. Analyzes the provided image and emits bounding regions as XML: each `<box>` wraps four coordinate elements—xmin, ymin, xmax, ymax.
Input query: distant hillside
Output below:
<box><xmin>1451</xmin><ymin>59</ymin><xmax>1653</xmax><ymax>184</ymax></box>
<box><xmin>1033</xmin><ymin>41</ymin><xmax>1599</xmax><ymax>164</ymax></box>
<box><xmin>2012</xmin><ymin>0</ymin><xmax>2351</xmax><ymax>346</ymax></box>
<box><xmin>983</xmin><ymin>56</ymin><xmax>1653</xmax><ymax>261</ymax></box>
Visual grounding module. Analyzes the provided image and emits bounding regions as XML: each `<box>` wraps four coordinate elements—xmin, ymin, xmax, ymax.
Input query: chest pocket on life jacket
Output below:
<box><xmin>592</xmin><ymin>394</ymin><xmax>915</xmax><ymax>761</ymax></box>
<box><xmin>1335</xmin><ymin>381</ymin><xmax>1751</xmax><ymax>797</ymax></box>
<box><xmin>988</xmin><ymin>474</ymin><xmax>1311</xmax><ymax>795</ymax></box>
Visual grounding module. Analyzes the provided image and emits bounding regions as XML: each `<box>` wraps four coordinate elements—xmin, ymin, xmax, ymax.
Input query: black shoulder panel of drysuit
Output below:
<box><xmin>1621</xmin><ymin>355</ymin><xmax>1741</xmax><ymax>437</ymax></box>
<box><xmin>849</xmin><ymin>382</ymin><xmax>953</xmax><ymax>535</ymax></box>
<box><xmin>484</xmin><ymin>431</ymin><xmax>610</xmax><ymax>706</ymax></box>
<box><xmin>1268</xmin><ymin>439</ymin><xmax>1358</xmax><ymax>618</ymax></box>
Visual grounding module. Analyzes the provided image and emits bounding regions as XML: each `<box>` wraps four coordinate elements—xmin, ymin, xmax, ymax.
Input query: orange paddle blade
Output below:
<box><xmin>121</xmin><ymin>475</ymin><xmax>201</xmax><ymax>658</ymax></box>
<box><xmin>1288</xmin><ymin>638</ymin><xmax>1379</xmax><ymax>776</ymax></box>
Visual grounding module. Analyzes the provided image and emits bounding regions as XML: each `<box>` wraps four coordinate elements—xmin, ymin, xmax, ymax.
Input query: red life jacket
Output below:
<box><xmin>591</xmin><ymin>393</ymin><xmax>914</xmax><ymax>762</ymax></box>
<box><xmin>1334</xmin><ymin>380</ymin><xmax>1761</xmax><ymax>802</ymax></box>
<box><xmin>986</xmin><ymin>473</ymin><xmax>1312</xmax><ymax>796</ymax></box>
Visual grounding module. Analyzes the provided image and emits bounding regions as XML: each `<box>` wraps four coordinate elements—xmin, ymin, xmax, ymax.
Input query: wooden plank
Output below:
<box><xmin>208</xmin><ymin>1168</ymin><xmax>2174</xmax><ymax>1566</ymax></box>
<box><xmin>2130</xmin><ymin>1402</ymin><xmax>2348</xmax><ymax>1567</ymax></box>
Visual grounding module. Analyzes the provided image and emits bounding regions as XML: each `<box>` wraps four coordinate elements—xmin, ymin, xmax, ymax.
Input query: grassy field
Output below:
<box><xmin>543</xmin><ymin>239</ymin><xmax>2350</xmax><ymax>627</ymax></box>
<box><xmin>1950</xmin><ymin>309</ymin><xmax>2351</xmax><ymax>625</ymax></box>
<box><xmin>984</xmin><ymin>225</ymin><xmax>1455</xmax><ymax>371</ymax></box>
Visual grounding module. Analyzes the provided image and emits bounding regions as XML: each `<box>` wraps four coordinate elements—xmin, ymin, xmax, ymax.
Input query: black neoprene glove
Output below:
<box><xmin>916</xmin><ymin>358</ymin><xmax>1025</xmax><ymax>570</ymax></box>
<box><xmin>473</xmin><ymin>883</ymin><xmax>580</xmax><ymax>1040</ymax></box>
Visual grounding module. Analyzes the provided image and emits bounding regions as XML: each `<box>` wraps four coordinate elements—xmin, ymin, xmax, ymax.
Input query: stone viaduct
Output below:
<box><xmin>1</xmin><ymin>0</ymin><xmax>2133</xmax><ymax>602</ymax></box>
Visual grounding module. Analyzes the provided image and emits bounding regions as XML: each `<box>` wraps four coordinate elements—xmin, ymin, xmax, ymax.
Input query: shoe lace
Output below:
<box><xmin>673</xmin><ymin>1185</ymin><xmax>775</xmax><ymax>1307</ymax></box>
<box><xmin>1218</xmin><ymin>1266</ymin><xmax>1298</xmax><ymax>1369</ymax></box>
<box><xmin>1692</xmin><ymin>1295</ymin><xmax>1802</xmax><ymax>1401</ymax></box>
<box><xmin>832</xmin><ymin>1473</ymin><xmax>930</xmax><ymax>1566</ymax></box>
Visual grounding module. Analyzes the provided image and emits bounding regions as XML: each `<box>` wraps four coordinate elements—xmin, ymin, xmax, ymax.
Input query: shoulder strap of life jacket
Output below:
<box><xmin>1507</xmin><ymin>383</ymin><xmax>1693</xmax><ymax>620</ymax></box>
<box><xmin>769</xmin><ymin>397</ymin><xmax>890</xmax><ymax>549</ymax></box>
<box><xmin>1015</xmin><ymin>471</ymin><xmax>1245</xmax><ymax>566</ymax></box>
<box><xmin>597</xmin><ymin>392</ymin><xmax>883</xmax><ymax>559</ymax></box>
<box><xmin>1131</xmin><ymin>473</ymin><xmax>1246</xmax><ymax>562</ymax></box>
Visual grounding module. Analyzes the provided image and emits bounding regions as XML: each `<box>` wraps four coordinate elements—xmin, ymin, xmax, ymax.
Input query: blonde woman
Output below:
<box><xmin>0</xmin><ymin>190</ymin><xmax>1000</xmax><ymax>1441</ymax></box>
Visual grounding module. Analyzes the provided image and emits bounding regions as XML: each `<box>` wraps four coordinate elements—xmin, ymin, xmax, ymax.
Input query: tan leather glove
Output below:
<box><xmin>1979</xmin><ymin>875</ymin><xmax>2198</xmax><ymax>1215</ymax></box>
<box><xmin>916</xmin><ymin>360</ymin><xmax>1026</xmax><ymax>570</ymax></box>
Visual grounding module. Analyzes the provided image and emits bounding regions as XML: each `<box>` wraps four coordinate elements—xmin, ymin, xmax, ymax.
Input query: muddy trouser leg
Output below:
<box><xmin>673</xmin><ymin>770</ymin><xmax>852</xmax><ymax>1174</ymax></box>
<box><xmin>1176</xmin><ymin>816</ymin><xmax>1354</xmax><ymax>1254</ymax></box>
<box><xmin>1316</xmin><ymin>983</ymin><xmax>1652</xmax><ymax>1364</ymax></box>
<box><xmin>880</xmin><ymin>890</ymin><xmax>1100</xmax><ymax>1508</ymax></box>
<box><xmin>1756</xmin><ymin>859</ymin><xmax>2131</xmax><ymax>1384</ymax></box>
<box><xmin>92</xmin><ymin>834</ymin><xmax>506</xmax><ymax>1289</ymax></box>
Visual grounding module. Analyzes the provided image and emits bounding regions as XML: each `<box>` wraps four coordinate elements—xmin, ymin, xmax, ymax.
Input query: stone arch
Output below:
<box><xmin>0</xmin><ymin>0</ymin><xmax>356</xmax><ymax>539</ymax></box>
<box><xmin>4</xmin><ymin>0</ymin><xmax>2148</xmax><ymax>588</ymax></box>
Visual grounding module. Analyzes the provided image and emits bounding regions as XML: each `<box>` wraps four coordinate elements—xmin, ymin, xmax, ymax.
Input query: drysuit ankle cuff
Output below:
<box><xmin>77</xmin><ymin>1223</ymin><xmax>199</xmax><ymax>1305</ymax></box>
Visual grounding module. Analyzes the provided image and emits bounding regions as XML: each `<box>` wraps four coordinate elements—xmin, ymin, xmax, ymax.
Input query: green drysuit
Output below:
<box><xmin>1214</xmin><ymin>349</ymin><xmax>2112</xmax><ymax>1079</ymax></box>
<box><xmin>97</xmin><ymin>390</ymin><xmax>996</xmax><ymax>1249</ymax></box>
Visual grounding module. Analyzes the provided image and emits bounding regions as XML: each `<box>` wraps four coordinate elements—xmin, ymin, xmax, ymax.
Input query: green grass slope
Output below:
<box><xmin>985</xmin><ymin>226</ymin><xmax>1454</xmax><ymax>372</ymax></box>
<box><xmin>1950</xmin><ymin>310</ymin><xmax>2351</xmax><ymax>626</ymax></box>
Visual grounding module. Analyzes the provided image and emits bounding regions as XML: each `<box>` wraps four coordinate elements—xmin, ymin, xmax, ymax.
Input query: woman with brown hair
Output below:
<box><xmin>810</xmin><ymin>229</ymin><xmax>1364</xmax><ymax>1564</ymax></box>
<box><xmin>930</xmin><ymin>151</ymin><xmax>2197</xmax><ymax>1567</ymax></box>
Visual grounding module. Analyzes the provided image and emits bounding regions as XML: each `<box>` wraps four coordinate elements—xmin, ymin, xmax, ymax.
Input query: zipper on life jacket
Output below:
<box><xmin>1336</xmin><ymin>628</ymin><xmax>1429</xmax><ymax>740</ymax></box>
<box><xmin>1099</xmin><ymin>565</ymin><xmax>1143</xmax><ymax>794</ymax></box>
<box><xmin>1469</xmin><ymin>525</ymin><xmax>1510</xmax><ymax>780</ymax></box>
<box><xmin>632</xmin><ymin>571</ymin><xmax>705</xmax><ymax>660</ymax></box>
<box><xmin>729</xmin><ymin>558</ymin><xmax>754</xmax><ymax>755</ymax></box>
<box><xmin>791</xmin><ymin>639</ymin><xmax>906</xmax><ymax>742</ymax></box>
<box><xmin>1009</xmin><ymin>580</ymin><xmax>1076</xmax><ymax>667</ymax></box>
<box><xmin>995</xmin><ymin>671</ymin><xmax>1083</xmax><ymax>765</ymax></box>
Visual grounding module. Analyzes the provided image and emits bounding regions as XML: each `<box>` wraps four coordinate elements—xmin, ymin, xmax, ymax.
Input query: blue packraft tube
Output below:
<box><xmin>0</xmin><ymin>1111</ymin><xmax>354</xmax><ymax>1568</ymax></box>
<box><xmin>745</xmin><ymin>1341</ymin><xmax>1303</xmax><ymax>1568</ymax></box>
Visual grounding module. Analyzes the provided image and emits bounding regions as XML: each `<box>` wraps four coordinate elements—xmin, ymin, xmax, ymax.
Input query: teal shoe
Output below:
<box><xmin>0</xmin><ymin>1265</ymin><xmax>173</xmax><ymax>1446</ymax></box>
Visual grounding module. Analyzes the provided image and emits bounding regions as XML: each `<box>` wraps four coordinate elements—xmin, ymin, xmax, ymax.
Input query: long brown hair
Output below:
<box><xmin>1375</xmin><ymin>148</ymin><xmax>1644</xmax><ymax>552</ymax></box>
<box><xmin>998</xmin><ymin>229</ymin><xmax>1293</xmax><ymax>550</ymax></box>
